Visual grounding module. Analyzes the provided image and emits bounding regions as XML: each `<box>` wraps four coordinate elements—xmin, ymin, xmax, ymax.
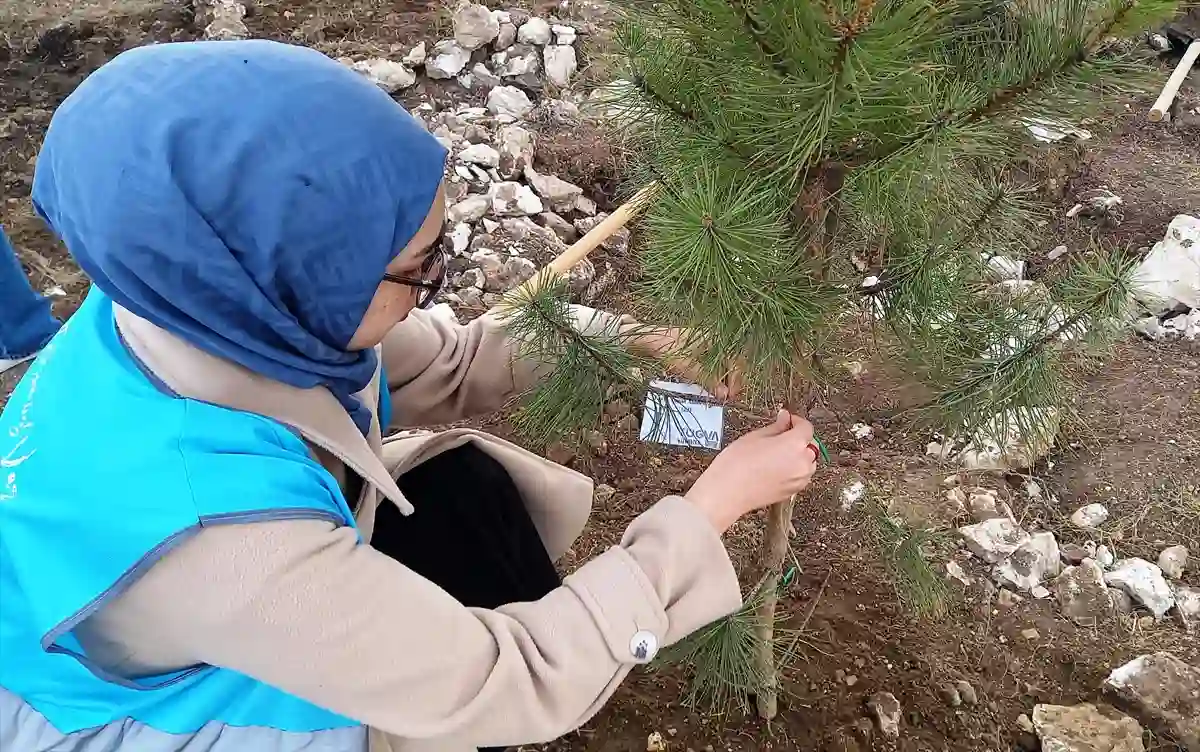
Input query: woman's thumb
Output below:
<box><xmin>755</xmin><ymin>409</ymin><xmax>793</xmax><ymax>436</ymax></box>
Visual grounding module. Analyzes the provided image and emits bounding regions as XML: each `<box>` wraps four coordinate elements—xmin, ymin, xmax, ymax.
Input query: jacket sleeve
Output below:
<box><xmin>380</xmin><ymin>305</ymin><xmax>630</xmax><ymax>428</ymax></box>
<box><xmin>78</xmin><ymin>497</ymin><xmax>742</xmax><ymax>748</ymax></box>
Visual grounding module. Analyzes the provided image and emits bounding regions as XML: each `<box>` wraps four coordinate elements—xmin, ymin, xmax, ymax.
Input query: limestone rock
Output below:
<box><xmin>867</xmin><ymin>692</ymin><xmax>901</xmax><ymax>738</ymax></box>
<box><xmin>402</xmin><ymin>41</ymin><xmax>426</xmax><ymax>67</ymax></box>
<box><xmin>1096</xmin><ymin>544</ymin><xmax>1116</xmax><ymax>569</ymax></box>
<box><xmin>539</xmin><ymin>212</ymin><xmax>577</xmax><ymax>242</ymax></box>
<box><xmin>1061</xmin><ymin>542</ymin><xmax>1096</xmax><ymax>565</ymax></box>
<box><xmin>453</xmin><ymin>3</ymin><xmax>500</xmax><ymax>50</ymax></box>
<box><xmin>495</xmin><ymin>21</ymin><xmax>517</xmax><ymax>50</ymax></box>
<box><xmin>539</xmin><ymin>98</ymin><xmax>582</xmax><ymax>126</ymax></box>
<box><xmin>348</xmin><ymin>58</ymin><xmax>416</xmax><ymax>93</ymax></box>
<box><xmin>543</xmin><ymin>45</ymin><xmax>577</xmax><ymax>87</ymax></box>
<box><xmin>1054</xmin><ymin>559</ymin><xmax>1115</xmax><ymax>626</ymax></box>
<box><xmin>493</xmin><ymin>45</ymin><xmax>541</xmax><ymax>84</ymax></box>
<box><xmin>503</xmin><ymin>256</ymin><xmax>538</xmax><ymax>289</ymax></box>
<box><xmin>575</xmin><ymin>195</ymin><xmax>598</xmax><ymax>216</ymax></box>
<box><xmin>487</xmin><ymin>86</ymin><xmax>534</xmax><ymax>119</ymax></box>
<box><xmin>523</xmin><ymin>166</ymin><xmax>583</xmax><ymax>211</ymax></box>
<box><xmin>1104</xmin><ymin>653</ymin><xmax>1200</xmax><ymax>750</ymax></box>
<box><xmin>489</xmin><ymin>181</ymin><xmax>543</xmax><ymax>217</ymax></box>
<box><xmin>1133</xmin><ymin>214</ymin><xmax>1200</xmax><ymax>315</ymax></box>
<box><xmin>1031</xmin><ymin>703</ymin><xmax>1145</xmax><ymax>752</ymax></box>
<box><xmin>595</xmin><ymin>483</ymin><xmax>616</xmax><ymax>505</ymax></box>
<box><xmin>567</xmin><ymin>258</ymin><xmax>595</xmax><ymax>295</ymax></box>
<box><xmin>1070</xmin><ymin>503</ymin><xmax>1109</xmax><ymax>529</ymax></box>
<box><xmin>1175</xmin><ymin>585</ymin><xmax>1200</xmax><ymax>632</ymax></box>
<box><xmin>552</xmin><ymin>23</ymin><xmax>577</xmax><ymax>45</ymax></box>
<box><xmin>470</xmin><ymin>63</ymin><xmax>502</xmax><ymax>90</ymax></box>
<box><xmin>427</xmin><ymin>40</ymin><xmax>471</xmax><ymax>79</ymax></box>
<box><xmin>993</xmin><ymin>531</ymin><xmax>1061</xmax><ymax>592</ymax></box>
<box><xmin>447</xmin><ymin>195</ymin><xmax>490</xmax><ymax>224</ymax></box>
<box><xmin>496</xmin><ymin>124</ymin><xmax>535</xmax><ymax>179</ymax></box>
<box><xmin>459</xmin><ymin>143</ymin><xmax>501</xmax><ymax>169</ymax></box>
<box><xmin>204</xmin><ymin>0</ymin><xmax>249</xmax><ymax>40</ymax></box>
<box><xmin>957</xmin><ymin>407</ymin><xmax>1058</xmax><ymax>471</ymax></box>
<box><xmin>447</xmin><ymin>223</ymin><xmax>472</xmax><ymax>255</ymax></box>
<box><xmin>1104</xmin><ymin>559</ymin><xmax>1175</xmax><ymax>618</ymax></box>
<box><xmin>958</xmin><ymin>518</ymin><xmax>1031</xmax><ymax>564</ymax></box>
<box><xmin>517</xmin><ymin>17</ymin><xmax>552</xmax><ymax>45</ymax></box>
<box><xmin>457</xmin><ymin>266</ymin><xmax>485</xmax><ymax>290</ymax></box>
<box><xmin>1158</xmin><ymin>545</ymin><xmax>1188</xmax><ymax>579</ymax></box>
<box><xmin>964</xmin><ymin>486</ymin><xmax>1015</xmax><ymax>523</ymax></box>
<box><xmin>1110</xmin><ymin>587</ymin><xmax>1134</xmax><ymax>614</ymax></box>
<box><xmin>575</xmin><ymin>215</ymin><xmax>630</xmax><ymax>252</ymax></box>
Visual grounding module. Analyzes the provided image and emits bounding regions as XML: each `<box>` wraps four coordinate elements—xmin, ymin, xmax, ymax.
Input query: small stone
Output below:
<box><xmin>459</xmin><ymin>143</ymin><xmax>501</xmax><ymax>168</ymax></box>
<box><xmin>1017</xmin><ymin>713</ymin><xmax>1035</xmax><ymax>734</ymax></box>
<box><xmin>1104</xmin><ymin>558</ymin><xmax>1175</xmax><ymax>618</ymax></box>
<box><xmin>489</xmin><ymin>181</ymin><xmax>543</xmax><ymax>217</ymax></box>
<box><xmin>517</xmin><ymin>17</ymin><xmax>552</xmax><ymax>45</ymax></box>
<box><xmin>543</xmin><ymin>44</ymin><xmax>578</xmax><ymax>87</ymax></box>
<box><xmin>585</xmin><ymin>429</ymin><xmax>608</xmax><ymax>456</ymax></box>
<box><xmin>945</xmin><ymin>560</ymin><xmax>973</xmax><ymax>587</ymax></box>
<box><xmin>552</xmin><ymin>23</ymin><xmax>577</xmax><ymax>44</ymax></box>
<box><xmin>1104</xmin><ymin>653</ymin><xmax>1200</xmax><ymax>748</ymax></box>
<box><xmin>458</xmin><ymin>267</ymin><xmax>485</xmax><ymax>291</ymax></box>
<box><xmin>493</xmin><ymin>45</ymin><xmax>541</xmax><ymax>83</ymax></box>
<box><xmin>867</xmin><ymin>692</ymin><xmax>901</xmax><ymax>739</ymax></box>
<box><xmin>1031</xmin><ymin>584</ymin><xmax>1051</xmax><ymax>599</ymax></box>
<box><xmin>1148</xmin><ymin>32</ymin><xmax>1171</xmax><ymax>51</ymax></box>
<box><xmin>1021</xmin><ymin>627</ymin><xmax>1040</xmax><ymax>640</ymax></box>
<box><xmin>1047</xmin><ymin>244</ymin><xmax>1068</xmax><ymax>260</ymax></box>
<box><xmin>1070</xmin><ymin>503</ymin><xmax>1109</xmax><ymax>529</ymax></box>
<box><xmin>1174</xmin><ymin>585</ymin><xmax>1200</xmax><ymax>631</ymax></box>
<box><xmin>504</xmin><ymin>256</ymin><xmax>537</xmax><ymax>287</ymax></box>
<box><xmin>427</xmin><ymin>40</ymin><xmax>471</xmax><ymax>79</ymax></box>
<box><xmin>1054</xmin><ymin>559</ymin><xmax>1116</xmax><ymax>626</ymax></box>
<box><xmin>453</xmin><ymin>3</ymin><xmax>500</xmax><ymax>50</ymax></box>
<box><xmin>523</xmin><ymin>166</ymin><xmax>583</xmax><ymax>211</ymax></box>
<box><xmin>495</xmin><ymin>21</ymin><xmax>517</xmax><ymax>50</ymax></box>
<box><xmin>1157</xmin><ymin>545</ymin><xmax>1188</xmax><ymax>579</ymax></box>
<box><xmin>457</xmin><ymin>286</ymin><xmax>483</xmax><ymax>308</ymax></box>
<box><xmin>939</xmin><ymin>683</ymin><xmax>962</xmax><ymax>707</ymax></box>
<box><xmin>958</xmin><ymin>518</ymin><xmax>1031</xmax><ymax>564</ymax></box>
<box><xmin>594</xmin><ymin>483</ymin><xmax>616</xmax><ymax>504</ymax></box>
<box><xmin>487</xmin><ymin>86</ymin><xmax>534</xmax><ymax>119</ymax></box>
<box><xmin>1096</xmin><ymin>545</ymin><xmax>1116</xmax><ymax>569</ymax></box>
<box><xmin>469</xmin><ymin>63</ymin><xmax>503</xmax><ymax>90</ymax></box>
<box><xmin>495</xmin><ymin>124</ymin><xmax>535</xmax><ymax>179</ymax></box>
<box><xmin>567</xmin><ymin>258</ymin><xmax>595</xmax><ymax>295</ymax></box>
<box><xmin>965</xmin><ymin>487</ymin><xmax>1014</xmax><ymax>523</ymax></box>
<box><xmin>998</xmin><ymin>589</ymin><xmax>1024</xmax><ymax>608</ymax></box>
<box><xmin>574</xmin><ymin>195</ymin><xmax>597</xmax><ymax>216</ymax></box>
<box><xmin>402</xmin><ymin>41</ymin><xmax>426</xmax><ymax>67</ymax></box>
<box><xmin>1031</xmin><ymin>703</ymin><xmax>1145</xmax><ymax>752</ymax></box>
<box><xmin>845</xmin><ymin>675</ymin><xmax>858</xmax><ymax>687</ymax></box>
<box><xmin>1060</xmin><ymin>542</ymin><xmax>1094</xmax><ymax>565</ymax></box>
<box><xmin>955</xmin><ymin>681</ymin><xmax>977</xmax><ymax>707</ymax></box>
<box><xmin>993</xmin><ymin>531</ymin><xmax>1061</xmax><ymax>593</ymax></box>
<box><xmin>204</xmin><ymin>0</ymin><xmax>249</xmax><ymax>40</ymax></box>
<box><xmin>539</xmin><ymin>211</ymin><xmax>578</xmax><ymax>242</ymax></box>
<box><xmin>447</xmin><ymin>223</ymin><xmax>472</xmax><ymax>255</ymax></box>
<box><xmin>448</xmin><ymin>195</ymin><xmax>490</xmax><ymax>224</ymax></box>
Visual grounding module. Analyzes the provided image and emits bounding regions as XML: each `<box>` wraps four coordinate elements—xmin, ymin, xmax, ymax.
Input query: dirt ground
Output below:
<box><xmin>3</xmin><ymin>3</ymin><xmax>1199</xmax><ymax>751</ymax></box>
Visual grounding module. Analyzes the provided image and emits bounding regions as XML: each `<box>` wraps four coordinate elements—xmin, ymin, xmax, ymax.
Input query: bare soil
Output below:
<box><xmin>3</xmin><ymin>4</ymin><xmax>1199</xmax><ymax>752</ymax></box>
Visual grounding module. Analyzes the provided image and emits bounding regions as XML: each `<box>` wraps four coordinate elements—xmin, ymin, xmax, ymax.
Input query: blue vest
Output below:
<box><xmin>0</xmin><ymin>290</ymin><xmax>368</xmax><ymax>751</ymax></box>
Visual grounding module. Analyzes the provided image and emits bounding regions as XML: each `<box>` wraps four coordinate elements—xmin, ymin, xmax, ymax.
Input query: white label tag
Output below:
<box><xmin>639</xmin><ymin>380</ymin><xmax>725</xmax><ymax>451</ymax></box>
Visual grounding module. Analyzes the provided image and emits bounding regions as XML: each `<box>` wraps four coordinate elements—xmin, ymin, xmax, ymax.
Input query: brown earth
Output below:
<box><xmin>3</xmin><ymin>3</ymin><xmax>1199</xmax><ymax>752</ymax></box>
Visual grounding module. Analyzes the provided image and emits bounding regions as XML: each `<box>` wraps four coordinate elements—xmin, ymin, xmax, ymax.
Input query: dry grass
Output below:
<box><xmin>0</xmin><ymin>0</ymin><xmax>159</xmax><ymax>36</ymax></box>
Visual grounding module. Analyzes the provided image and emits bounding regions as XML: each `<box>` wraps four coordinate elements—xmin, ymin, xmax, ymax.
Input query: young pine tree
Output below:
<box><xmin>501</xmin><ymin>0</ymin><xmax>1174</xmax><ymax>719</ymax></box>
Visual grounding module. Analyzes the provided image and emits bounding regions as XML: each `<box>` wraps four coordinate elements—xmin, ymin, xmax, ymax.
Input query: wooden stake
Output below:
<box><xmin>1149</xmin><ymin>40</ymin><xmax>1200</xmax><ymax>123</ymax></box>
<box><xmin>754</xmin><ymin>494</ymin><xmax>797</xmax><ymax>720</ymax></box>
<box><xmin>495</xmin><ymin>183</ymin><xmax>659</xmax><ymax>309</ymax></box>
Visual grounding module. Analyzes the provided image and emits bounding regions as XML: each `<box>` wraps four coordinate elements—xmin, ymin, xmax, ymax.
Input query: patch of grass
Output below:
<box><xmin>867</xmin><ymin>501</ymin><xmax>952</xmax><ymax>620</ymax></box>
<box><xmin>1103</xmin><ymin>478</ymin><xmax>1200</xmax><ymax>560</ymax></box>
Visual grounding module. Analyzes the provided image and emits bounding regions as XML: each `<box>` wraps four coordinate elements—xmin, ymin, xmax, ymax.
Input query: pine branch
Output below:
<box><xmin>725</xmin><ymin>0</ymin><xmax>795</xmax><ymax>78</ymax></box>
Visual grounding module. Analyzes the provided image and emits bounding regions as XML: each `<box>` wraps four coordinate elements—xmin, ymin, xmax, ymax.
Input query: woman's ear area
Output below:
<box><xmin>391</xmin><ymin>180</ymin><xmax>448</xmax><ymax>272</ymax></box>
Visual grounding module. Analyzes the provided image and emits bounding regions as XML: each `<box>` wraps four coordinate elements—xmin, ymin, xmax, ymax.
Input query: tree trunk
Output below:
<box><xmin>754</xmin><ymin>494</ymin><xmax>796</xmax><ymax>719</ymax></box>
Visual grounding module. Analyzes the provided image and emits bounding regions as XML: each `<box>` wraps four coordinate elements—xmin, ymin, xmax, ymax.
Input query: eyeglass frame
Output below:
<box><xmin>381</xmin><ymin>249</ymin><xmax>448</xmax><ymax>310</ymax></box>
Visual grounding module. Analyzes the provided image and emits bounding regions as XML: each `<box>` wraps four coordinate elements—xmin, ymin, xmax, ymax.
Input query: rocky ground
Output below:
<box><xmin>3</xmin><ymin>1</ymin><xmax>1200</xmax><ymax>751</ymax></box>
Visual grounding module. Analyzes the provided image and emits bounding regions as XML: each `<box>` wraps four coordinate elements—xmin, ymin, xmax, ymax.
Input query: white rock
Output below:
<box><xmin>458</xmin><ymin>286</ymin><xmax>483</xmax><ymax>308</ymax></box>
<box><xmin>957</xmin><ymin>407</ymin><xmax>1058</xmax><ymax>472</ymax></box>
<box><xmin>552</xmin><ymin>23</ymin><xmax>577</xmax><ymax>44</ymax></box>
<box><xmin>994</xmin><ymin>531</ymin><xmax>1061</xmax><ymax>592</ymax></box>
<box><xmin>965</xmin><ymin>486</ymin><xmax>1015</xmax><ymax>523</ymax></box>
<box><xmin>1134</xmin><ymin>315</ymin><xmax>1167</xmax><ymax>340</ymax></box>
<box><xmin>523</xmin><ymin>166</ymin><xmax>583</xmax><ymax>211</ymax></box>
<box><xmin>493</xmin><ymin>46</ymin><xmax>540</xmax><ymax>80</ymax></box>
<box><xmin>468</xmin><ymin>164</ymin><xmax>491</xmax><ymax>183</ymax></box>
<box><xmin>1133</xmin><ymin>215</ymin><xmax>1200</xmax><ymax>315</ymax></box>
<box><xmin>646</xmin><ymin>731</ymin><xmax>666</xmax><ymax>752</ymax></box>
<box><xmin>453</xmin><ymin>165</ymin><xmax>474</xmax><ymax>181</ymax></box>
<box><xmin>458</xmin><ymin>267</ymin><xmax>485</xmax><ymax>290</ymax></box>
<box><xmin>427</xmin><ymin>40</ymin><xmax>471</xmax><ymax>79</ymax></box>
<box><xmin>348</xmin><ymin>58</ymin><xmax>416</xmax><ymax>93</ymax></box>
<box><xmin>1023</xmin><ymin>116</ymin><xmax>1094</xmax><ymax>143</ymax></box>
<box><xmin>543</xmin><ymin>45</ymin><xmax>577</xmax><ymax>87</ymax></box>
<box><xmin>1157</xmin><ymin>545</ymin><xmax>1188</xmax><ymax>579</ymax></box>
<box><xmin>486</xmin><ymin>86</ymin><xmax>534</xmax><ymax>119</ymax></box>
<box><xmin>1031</xmin><ymin>703</ymin><xmax>1144</xmax><ymax>752</ymax></box>
<box><xmin>470</xmin><ymin>63</ymin><xmax>502</xmax><ymax>90</ymax></box>
<box><xmin>945</xmin><ymin>560</ymin><xmax>973</xmax><ymax>587</ymax></box>
<box><xmin>403</xmin><ymin>42</ymin><xmax>427</xmax><ymax>67</ymax></box>
<box><xmin>1175</xmin><ymin>585</ymin><xmax>1200</xmax><ymax>631</ymax></box>
<box><xmin>448</xmin><ymin>223</ymin><xmax>472</xmax><ymax>255</ymax></box>
<box><xmin>1054</xmin><ymin>559</ymin><xmax>1116</xmax><ymax>626</ymax></box>
<box><xmin>840</xmin><ymin>481</ymin><xmax>865</xmax><ymax>512</ymax></box>
<box><xmin>204</xmin><ymin>0</ymin><xmax>249</xmax><ymax>40</ymax></box>
<box><xmin>517</xmin><ymin>17</ymin><xmax>552</xmax><ymax>45</ymax></box>
<box><xmin>1104</xmin><ymin>558</ymin><xmax>1175</xmax><ymax>618</ymax></box>
<box><xmin>495</xmin><ymin>21</ymin><xmax>517</xmax><ymax>50</ymax></box>
<box><xmin>1148</xmin><ymin>32</ymin><xmax>1171</xmax><ymax>51</ymax></box>
<box><xmin>490</xmin><ymin>181</ymin><xmax>543</xmax><ymax>217</ymax></box>
<box><xmin>539</xmin><ymin>211</ymin><xmax>577</xmax><ymax>242</ymax></box>
<box><xmin>851</xmin><ymin>423</ymin><xmax>873</xmax><ymax>440</ymax></box>
<box><xmin>1096</xmin><ymin>544</ymin><xmax>1115</xmax><ymax>569</ymax></box>
<box><xmin>958</xmin><ymin>518</ymin><xmax>1031</xmax><ymax>564</ymax></box>
<box><xmin>504</xmin><ymin>256</ymin><xmax>538</xmax><ymax>289</ymax></box>
<box><xmin>459</xmin><ymin>143</ymin><xmax>501</xmax><ymax>168</ymax></box>
<box><xmin>1070</xmin><ymin>503</ymin><xmax>1109</xmax><ymax>529</ymax></box>
<box><xmin>495</xmin><ymin>125</ymin><xmax>535</xmax><ymax>178</ymax></box>
<box><xmin>447</xmin><ymin>195</ymin><xmax>490</xmax><ymax>224</ymax></box>
<box><xmin>986</xmin><ymin>254</ymin><xmax>1025</xmax><ymax>281</ymax></box>
<box><xmin>574</xmin><ymin>195</ymin><xmax>597</xmax><ymax>216</ymax></box>
<box><xmin>1047</xmin><ymin>244</ymin><xmax>1068</xmax><ymax>261</ymax></box>
<box><xmin>1103</xmin><ymin>653</ymin><xmax>1200</xmax><ymax>745</ymax></box>
<box><xmin>453</xmin><ymin>3</ymin><xmax>500</xmax><ymax>50</ymax></box>
<box><xmin>867</xmin><ymin>692</ymin><xmax>902</xmax><ymax>739</ymax></box>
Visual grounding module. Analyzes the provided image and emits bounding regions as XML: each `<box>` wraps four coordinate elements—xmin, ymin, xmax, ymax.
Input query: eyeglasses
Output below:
<box><xmin>382</xmin><ymin>249</ymin><xmax>447</xmax><ymax>310</ymax></box>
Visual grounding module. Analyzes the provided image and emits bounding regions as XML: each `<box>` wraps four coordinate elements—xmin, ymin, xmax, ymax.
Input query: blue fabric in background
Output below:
<box><xmin>0</xmin><ymin>226</ymin><xmax>60</xmax><ymax>360</ymax></box>
<box><xmin>31</xmin><ymin>41</ymin><xmax>447</xmax><ymax>434</ymax></box>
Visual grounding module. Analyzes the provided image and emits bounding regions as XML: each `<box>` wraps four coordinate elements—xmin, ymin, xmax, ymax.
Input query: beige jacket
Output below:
<box><xmin>74</xmin><ymin>304</ymin><xmax>743</xmax><ymax>751</ymax></box>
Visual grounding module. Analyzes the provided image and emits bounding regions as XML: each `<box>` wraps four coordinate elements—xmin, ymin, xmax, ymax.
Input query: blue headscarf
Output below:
<box><xmin>32</xmin><ymin>41</ymin><xmax>447</xmax><ymax>435</ymax></box>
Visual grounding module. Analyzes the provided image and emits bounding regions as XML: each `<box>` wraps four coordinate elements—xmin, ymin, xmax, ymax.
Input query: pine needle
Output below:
<box><xmin>867</xmin><ymin>502</ymin><xmax>952</xmax><ymax>620</ymax></box>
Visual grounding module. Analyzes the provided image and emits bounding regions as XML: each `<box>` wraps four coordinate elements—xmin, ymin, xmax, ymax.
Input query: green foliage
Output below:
<box><xmin>867</xmin><ymin>502</ymin><xmax>951</xmax><ymax>620</ymax></box>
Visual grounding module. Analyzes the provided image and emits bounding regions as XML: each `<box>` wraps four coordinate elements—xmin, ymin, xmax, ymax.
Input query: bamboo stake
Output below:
<box><xmin>1149</xmin><ymin>40</ymin><xmax>1200</xmax><ymax>123</ymax></box>
<box><xmin>494</xmin><ymin>183</ymin><xmax>659</xmax><ymax>310</ymax></box>
<box><xmin>753</xmin><ymin>494</ymin><xmax>796</xmax><ymax>720</ymax></box>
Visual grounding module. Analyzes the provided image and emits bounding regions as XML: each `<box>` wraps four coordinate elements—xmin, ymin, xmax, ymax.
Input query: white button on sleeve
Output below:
<box><xmin>629</xmin><ymin>630</ymin><xmax>658</xmax><ymax>664</ymax></box>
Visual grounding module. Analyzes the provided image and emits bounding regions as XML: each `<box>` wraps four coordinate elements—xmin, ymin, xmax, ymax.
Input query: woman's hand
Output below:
<box><xmin>685</xmin><ymin>410</ymin><xmax>818</xmax><ymax>534</ymax></box>
<box><xmin>623</xmin><ymin>325</ymin><xmax>744</xmax><ymax>401</ymax></box>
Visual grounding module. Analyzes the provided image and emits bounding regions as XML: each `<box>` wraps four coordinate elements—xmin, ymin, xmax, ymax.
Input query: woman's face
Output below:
<box><xmin>348</xmin><ymin>182</ymin><xmax>448</xmax><ymax>350</ymax></box>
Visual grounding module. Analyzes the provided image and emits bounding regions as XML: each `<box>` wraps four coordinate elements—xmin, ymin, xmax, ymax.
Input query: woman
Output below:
<box><xmin>0</xmin><ymin>226</ymin><xmax>60</xmax><ymax>374</ymax></box>
<box><xmin>0</xmin><ymin>40</ymin><xmax>818</xmax><ymax>752</ymax></box>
